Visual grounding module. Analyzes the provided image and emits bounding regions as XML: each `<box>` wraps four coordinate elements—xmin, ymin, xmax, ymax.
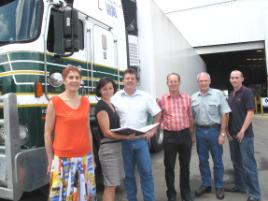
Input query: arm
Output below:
<box><xmin>236</xmin><ymin>110</ymin><xmax>254</xmax><ymax>142</ymax></box>
<box><xmin>225</xmin><ymin>113</ymin><xmax>233</xmax><ymax>141</ymax></box>
<box><xmin>188</xmin><ymin>97</ymin><xmax>195</xmax><ymax>143</ymax></box>
<box><xmin>218</xmin><ymin>92</ymin><xmax>231</xmax><ymax>144</ymax></box>
<box><xmin>144</xmin><ymin>94</ymin><xmax>162</xmax><ymax>139</ymax></box>
<box><xmin>88</xmin><ymin>119</ymin><xmax>95</xmax><ymax>167</ymax></box>
<box><xmin>156</xmin><ymin>98</ymin><xmax>163</xmax><ymax>123</ymax></box>
<box><xmin>44</xmin><ymin>100</ymin><xmax>55</xmax><ymax>175</ymax></box>
<box><xmin>218</xmin><ymin>113</ymin><xmax>228</xmax><ymax>145</ymax></box>
<box><xmin>153</xmin><ymin>111</ymin><xmax>162</xmax><ymax>124</ymax></box>
<box><xmin>144</xmin><ymin>111</ymin><xmax>162</xmax><ymax>140</ymax></box>
<box><xmin>96</xmin><ymin>111</ymin><xmax>135</xmax><ymax>140</ymax></box>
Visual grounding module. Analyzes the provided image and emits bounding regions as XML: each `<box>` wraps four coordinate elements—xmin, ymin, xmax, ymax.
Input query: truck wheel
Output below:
<box><xmin>150</xmin><ymin>128</ymin><xmax>164</xmax><ymax>153</ymax></box>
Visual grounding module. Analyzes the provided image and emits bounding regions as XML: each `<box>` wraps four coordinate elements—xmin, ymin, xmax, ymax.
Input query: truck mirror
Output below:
<box><xmin>63</xmin><ymin>7</ymin><xmax>79</xmax><ymax>52</ymax></box>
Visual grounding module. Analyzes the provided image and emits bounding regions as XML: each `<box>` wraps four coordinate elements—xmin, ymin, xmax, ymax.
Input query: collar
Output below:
<box><xmin>198</xmin><ymin>88</ymin><xmax>212</xmax><ymax>96</ymax></box>
<box><xmin>121</xmin><ymin>89</ymin><xmax>141</xmax><ymax>96</ymax></box>
<box><xmin>233</xmin><ymin>85</ymin><xmax>244</xmax><ymax>95</ymax></box>
<box><xmin>236</xmin><ymin>86</ymin><xmax>244</xmax><ymax>93</ymax></box>
<box><xmin>167</xmin><ymin>92</ymin><xmax>182</xmax><ymax>98</ymax></box>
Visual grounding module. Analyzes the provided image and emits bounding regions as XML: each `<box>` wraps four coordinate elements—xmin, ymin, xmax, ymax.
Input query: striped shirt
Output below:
<box><xmin>158</xmin><ymin>92</ymin><xmax>192</xmax><ymax>131</ymax></box>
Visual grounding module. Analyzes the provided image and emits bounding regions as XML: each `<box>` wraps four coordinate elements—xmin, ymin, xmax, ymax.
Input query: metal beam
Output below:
<box><xmin>195</xmin><ymin>41</ymin><xmax>265</xmax><ymax>55</ymax></box>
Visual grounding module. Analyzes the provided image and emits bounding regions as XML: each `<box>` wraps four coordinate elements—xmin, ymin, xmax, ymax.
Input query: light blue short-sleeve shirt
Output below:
<box><xmin>112</xmin><ymin>89</ymin><xmax>161</xmax><ymax>129</ymax></box>
<box><xmin>191</xmin><ymin>88</ymin><xmax>231</xmax><ymax>125</ymax></box>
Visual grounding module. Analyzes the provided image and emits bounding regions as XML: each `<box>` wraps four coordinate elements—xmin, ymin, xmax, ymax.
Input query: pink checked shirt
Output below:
<box><xmin>158</xmin><ymin>92</ymin><xmax>192</xmax><ymax>131</ymax></box>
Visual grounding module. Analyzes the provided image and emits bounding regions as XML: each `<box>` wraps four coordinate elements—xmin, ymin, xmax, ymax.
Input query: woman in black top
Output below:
<box><xmin>95</xmin><ymin>77</ymin><xmax>135</xmax><ymax>201</ymax></box>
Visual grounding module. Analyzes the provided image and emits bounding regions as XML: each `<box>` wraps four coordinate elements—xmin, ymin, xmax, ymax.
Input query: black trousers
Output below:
<box><xmin>163</xmin><ymin>129</ymin><xmax>192</xmax><ymax>199</ymax></box>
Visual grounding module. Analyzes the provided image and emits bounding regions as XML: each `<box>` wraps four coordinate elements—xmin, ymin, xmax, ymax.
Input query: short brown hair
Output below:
<box><xmin>167</xmin><ymin>73</ymin><xmax>181</xmax><ymax>82</ymax></box>
<box><xmin>123</xmin><ymin>68</ymin><xmax>138</xmax><ymax>79</ymax></box>
<box><xmin>62</xmin><ymin>65</ymin><xmax>81</xmax><ymax>80</ymax></box>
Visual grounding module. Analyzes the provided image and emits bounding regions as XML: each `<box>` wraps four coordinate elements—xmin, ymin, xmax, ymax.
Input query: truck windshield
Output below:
<box><xmin>0</xmin><ymin>0</ymin><xmax>43</xmax><ymax>44</ymax></box>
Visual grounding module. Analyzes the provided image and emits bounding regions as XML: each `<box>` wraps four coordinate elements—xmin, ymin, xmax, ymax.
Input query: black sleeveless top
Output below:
<box><xmin>95</xmin><ymin>100</ymin><xmax>120</xmax><ymax>139</ymax></box>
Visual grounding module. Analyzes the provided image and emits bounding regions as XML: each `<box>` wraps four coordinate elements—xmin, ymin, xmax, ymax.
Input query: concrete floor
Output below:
<box><xmin>97</xmin><ymin>115</ymin><xmax>268</xmax><ymax>201</ymax></box>
<box><xmin>1</xmin><ymin>115</ymin><xmax>267</xmax><ymax>201</ymax></box>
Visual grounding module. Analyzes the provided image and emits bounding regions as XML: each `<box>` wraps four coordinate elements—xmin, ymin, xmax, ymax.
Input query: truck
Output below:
<box><xmin>0</xmin><ymin>0</ymin><xmax>205</xmax><ymax>200</ymax></box>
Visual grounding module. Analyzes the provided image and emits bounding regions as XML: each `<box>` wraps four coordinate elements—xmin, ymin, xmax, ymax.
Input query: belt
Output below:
<box><xmin>196</xmin><ymin>124</ymin><xmax>220</xmax><ymax>129</ymax></box>
<box><xmin>164</xmin><ymin>128</ymin><xmax>189</xmax><ymax>134</ymax></box>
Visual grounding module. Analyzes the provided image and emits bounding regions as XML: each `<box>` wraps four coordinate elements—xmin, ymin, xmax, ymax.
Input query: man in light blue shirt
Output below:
<box><xmin>192</xmin><ymin>72</ymin><xmax>231</xmax><ymax>200</ymax></box>
<box><xmin>112</xmin><ymin>68</ymin><xmax>161</xmax><ymax>201</ymax></box>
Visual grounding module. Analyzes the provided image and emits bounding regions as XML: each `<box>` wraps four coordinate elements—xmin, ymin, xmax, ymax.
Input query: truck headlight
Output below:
<box><xmin>19</xmin><ymin>125</ymin><xmax>29</xmax><ymax>145</ymax></box>
<box><xmin>0</xmin><ymin>126</ymin><xmax>5</xmax><ymax>144</ymax></box>
<box><xmin>48</xmin><ymin>72</ymin><xmax>63</xmax><ymax>87</ymax></box>
<box><xmin>0</xmin><ymin>125</ymin><xmax>29</xmax><ymax>145</ymax></box>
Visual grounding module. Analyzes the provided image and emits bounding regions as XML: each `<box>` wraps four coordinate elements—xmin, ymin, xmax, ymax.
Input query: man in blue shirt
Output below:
<box><xmin>192</xmin><ymin>72</ymin><xmax>231</xmax><ymax>200</ymax></box>
<box><xmin>226</xmin><ymin>70</ymin><xmax>261</xmax><ymax>201</ymax></box>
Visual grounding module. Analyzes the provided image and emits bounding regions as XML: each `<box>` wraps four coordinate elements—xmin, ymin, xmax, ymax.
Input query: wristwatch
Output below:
<box><xmin>220</xmin><ymin>133</ymin><xmax>225</xmax><ymax>137</ymax></box>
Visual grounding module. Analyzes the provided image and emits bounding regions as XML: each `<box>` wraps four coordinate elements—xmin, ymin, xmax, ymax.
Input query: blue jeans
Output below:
<box><xmin>122</xmin><ymin>139</ymin><xmax>155</xmax><ymax>201</ymax></box>
<box><xmin>229</xmin><ymin>136</ymin><xmax>261</xmax><ymax>199</ymax></box>
<box><xmin>196</xmin><ymin>127</ymin><xmax>224</xmax><ymax>188</ymax></box>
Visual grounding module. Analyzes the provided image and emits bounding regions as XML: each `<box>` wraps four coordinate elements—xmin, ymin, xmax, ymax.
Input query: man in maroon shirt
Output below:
<box><xmin>158</xmin><ymin>73</ymin><xmax>194</xmax><ymax>201</ymax></box>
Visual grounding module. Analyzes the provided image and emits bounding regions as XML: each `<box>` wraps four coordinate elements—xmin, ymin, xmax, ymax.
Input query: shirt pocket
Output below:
<box><xmin>191</xmin><ymin>101</ymin><xmax>200</xmax><ymax>116</ymax></box>
<box><xmin>208</xmin><ymin>101</ymin><xmax>219</xmax><ymax>116</ymax></box>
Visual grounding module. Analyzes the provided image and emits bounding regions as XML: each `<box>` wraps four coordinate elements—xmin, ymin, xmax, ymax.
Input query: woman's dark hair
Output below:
<box><xmin>96</xmin><ymin>77</ymin><xmax>117</xmax><ymax>97</ymax></box>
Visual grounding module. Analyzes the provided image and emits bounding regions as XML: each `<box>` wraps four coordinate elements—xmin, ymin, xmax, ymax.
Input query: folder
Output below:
<box><xmin>111</xmin><ymin>123</ymin><xmax>159</xmax><ymax>135</ymax></box>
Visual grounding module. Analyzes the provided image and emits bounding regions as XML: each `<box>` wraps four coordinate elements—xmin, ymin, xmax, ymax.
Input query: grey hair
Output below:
<box><xmin>197</xmin><ymin>72</ymin><xmax>211</xmax><ymax>81</ymax></box>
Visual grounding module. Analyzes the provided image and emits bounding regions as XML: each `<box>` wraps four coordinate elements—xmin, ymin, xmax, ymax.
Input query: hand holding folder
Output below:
<box><xmin>111</xmin><ymin>123</ymin><xmax>159</xmax><ymax>136</ymax></box>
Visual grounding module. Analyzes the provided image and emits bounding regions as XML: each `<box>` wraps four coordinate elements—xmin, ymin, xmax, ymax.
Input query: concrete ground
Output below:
<box><xmin>1</xmin><ymin>116</ymin><xmax>267</xmax><ymax>201</ymax></box>
<box><xmin>97</xmin><ymin>115</ymin><xmax>268</xmax><ymax>201</ymax></box>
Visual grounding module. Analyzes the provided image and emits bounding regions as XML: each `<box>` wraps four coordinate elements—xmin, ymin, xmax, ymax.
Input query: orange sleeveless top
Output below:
<box><xmin>51</xmin><ymin>96</ymin><xmax>91</xmax><ymax>157</ymax></box>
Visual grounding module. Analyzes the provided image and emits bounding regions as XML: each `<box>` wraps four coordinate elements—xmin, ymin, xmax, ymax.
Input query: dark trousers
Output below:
<box><xmin>229</xmin><ymin>136</ymin><xmax>261</xmax><ymax>199</ymax></box>
<box><xmin>163</xmin><ymin>129</ymin><xmax>192</xmax><ymax>199</ymax></box>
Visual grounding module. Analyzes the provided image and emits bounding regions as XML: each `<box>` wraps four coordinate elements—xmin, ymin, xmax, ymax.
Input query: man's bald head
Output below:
<box><xmin>230</xmin><ymin>70</ymin><xmax>244</xmax><ymax>90</ymax></box>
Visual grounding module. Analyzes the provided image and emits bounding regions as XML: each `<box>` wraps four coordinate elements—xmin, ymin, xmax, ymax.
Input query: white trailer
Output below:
<box><xmin>131</xmin><ymin>0</ymin><xmax>206</xmax><ymax>97</ymax></box>
<box><xmin>127</xmin><ymin>0</ymin><xmax>206</xmax><ymax>151</ymax></box>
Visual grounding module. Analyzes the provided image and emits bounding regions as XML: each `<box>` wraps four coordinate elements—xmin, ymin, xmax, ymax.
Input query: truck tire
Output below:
<box><xmin>150</xmin><ymin>128</ymin><xmax>164</xmax><ymax>153</ymax></box>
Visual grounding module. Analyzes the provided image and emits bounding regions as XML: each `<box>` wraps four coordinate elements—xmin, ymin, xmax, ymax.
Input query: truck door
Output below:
<box><xmin>90</xmin><ymin>25</ymin><xmax>117</xmax><ymax>89</ymax></box>
<box><xmin>86</xmin><ymin>23</ymin><xmax>118</xmax><ymax>186</ymax></box>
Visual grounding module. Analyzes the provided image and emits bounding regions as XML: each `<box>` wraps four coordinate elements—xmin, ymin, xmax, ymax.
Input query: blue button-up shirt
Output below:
<box><xmin>191</xmin><ymin>88</ymin><xmax>231</xmax><ymax>125</ymax></box>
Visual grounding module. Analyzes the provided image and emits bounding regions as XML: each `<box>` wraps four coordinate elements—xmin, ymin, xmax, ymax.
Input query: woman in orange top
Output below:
<box><xmin>44</xmin><ymin>65</ymin><xmax>96</xmax><ymax>201</ymax></box>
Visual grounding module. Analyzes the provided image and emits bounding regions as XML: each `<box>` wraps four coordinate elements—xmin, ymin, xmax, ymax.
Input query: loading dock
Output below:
<box><xmin>200</xmin><ymin>49</ymin><xmax>267</xmax><ymax>97</ymax></box>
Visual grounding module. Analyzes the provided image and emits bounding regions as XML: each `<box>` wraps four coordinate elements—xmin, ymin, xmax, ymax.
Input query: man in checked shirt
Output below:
<box><xmin>158</xmin><ymin>73</ymin><xmax>194</xmax><ymax>201</ymax></box>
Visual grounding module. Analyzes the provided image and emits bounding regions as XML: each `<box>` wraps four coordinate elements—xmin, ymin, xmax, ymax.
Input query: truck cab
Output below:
<box><xmin>0</xmin><ymin>0</ymin><xmax>127</xmax><ymax>200</ymax></box>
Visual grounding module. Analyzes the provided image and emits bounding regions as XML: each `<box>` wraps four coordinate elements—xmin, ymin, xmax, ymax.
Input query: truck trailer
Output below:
<box><xmin>0</xmin><ymin>0</ymin><xmax>205</xmax><ymax>200</ymax></box>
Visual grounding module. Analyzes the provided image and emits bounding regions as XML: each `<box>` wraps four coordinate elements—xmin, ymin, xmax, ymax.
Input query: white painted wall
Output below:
<box><xmin>136</xmin><ymin>0</ymin><xmax>206</xmax><ymax>97</ymax></box>
<box><xmin>154</xmin><ymin>0</ymin><xmax>268</xmax><ymax>47</ymax></box>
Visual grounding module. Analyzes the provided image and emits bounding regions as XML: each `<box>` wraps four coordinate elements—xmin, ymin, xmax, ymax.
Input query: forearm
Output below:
<box><xmin>220</xmin><ymin>114</ymin><xmax>228</xmax><ymax>132</ymax></box>
<box><xmin>88</xmin><ymin>129</ymin><xmax>95</xmax><ymax>163</ymax></box>
<box><xmin>152</xmin><ymin>112</ymin><xmax>161</xmax><ymax>132</ymax></box>
<box><xmin>240</xmin><ymin>111</ymin><xmax>254</xmax><ymax>133</ymax></box>
<box><xmin>44</xmin><ymin>101</ymin><xmax>55</xmax><ymax>161</ymax></box>
<box><xmin>44</xmin><ymin>133</ymin><xmax>53</xmax><ymax>160</ymax></box>
<box><xmin>225</xmin><ymin>113</ymin><xmax>229</xmax><ymax>132</ymax></box>
<box><xmin>103</xmin><ymin>131</ymin><xmax>129</xmax><ymax>140</ymax></box>
<box><xmin>189</xmin><ymin>116</ymin><xmax>194</xmax><ymax>133</ymax></box>
<box><xmin>153</xmin><ymin>112</ymin><xmax>161</xmax><ymax>123</ymax></box>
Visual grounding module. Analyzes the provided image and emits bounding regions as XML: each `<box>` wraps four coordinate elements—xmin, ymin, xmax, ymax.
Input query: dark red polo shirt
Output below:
<box><xmin>228</xmin><ymin>86</ymin><xmax>255</xmax><ymax>137</ymax></box>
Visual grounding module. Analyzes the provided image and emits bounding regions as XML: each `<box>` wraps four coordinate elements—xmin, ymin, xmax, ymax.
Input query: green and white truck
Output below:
<box><xmin>0</xmin><ymin>0</ymin><xmax>205</xmax><ymax>200</ymax></box>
